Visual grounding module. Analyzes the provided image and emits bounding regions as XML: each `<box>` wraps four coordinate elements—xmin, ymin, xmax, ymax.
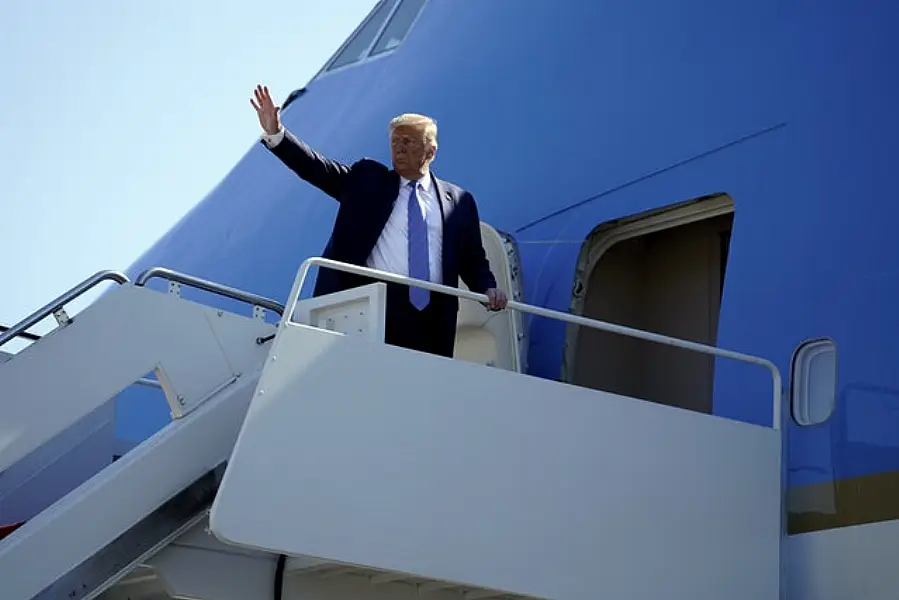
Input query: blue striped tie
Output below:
<box><xmin>407</xmin><ymin>180</ymin><xmax>430</xmax><ymax>310</ymax></box>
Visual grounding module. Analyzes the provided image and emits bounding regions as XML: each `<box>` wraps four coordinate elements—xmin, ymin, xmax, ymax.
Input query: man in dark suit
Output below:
<box><xmin>250</xmin><ymin>85</ymin><xmax>508</xmax><ymax>358</ymax></box>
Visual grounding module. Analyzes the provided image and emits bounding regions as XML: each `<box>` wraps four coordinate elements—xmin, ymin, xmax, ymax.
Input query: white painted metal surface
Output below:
<box><xmin>210</xmin><ymin>322</ymin><xmax>782</xmax><ymax>599</ymax></box>
<box><xmin>0</xmin><ymin>398</ymin><xmax>116</xmax><ymax>525</ymax></box>
<box><xmin>0</xmin><ymin>367</ymin><xmax>260</xmax><ymax>599</ymax></box>
<box><xmin>785</xmin><ymin>520</ymin><xmax>899</xmax><ymax>600</ymax></box>
<box><xmin>0</xmin><ymin>256</ymin><xmax>788</xmax><ymax>599</ymax></box>
<box><xmin>290</xmin><ymin>282</ymin><xmax>387</xmax><ymax>340</ymax></box>
<box><xmin>0</xmin><ymin>285</ymin><xmax>275</xmax><ymax>474</ymax></box>
<box><xmin>0</xmin><ymin>283</ymin><xmax>275</xmax><ymax>599</ymax></box>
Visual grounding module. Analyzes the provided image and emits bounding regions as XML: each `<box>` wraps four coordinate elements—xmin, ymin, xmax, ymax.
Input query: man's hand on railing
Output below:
<box><xmin>485</xmin><ymin>288</ymin><xmax>508</xmax><ymax>311</ymax></box>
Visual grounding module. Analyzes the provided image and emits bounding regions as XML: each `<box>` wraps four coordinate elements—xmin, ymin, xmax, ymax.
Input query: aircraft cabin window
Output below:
<box><xmin>325</xmin><ymin>0</ymin><xmax>427</xmax><ymax>73</ymax></box>
<box><xmin>371</xmin><ymin>0</ymin><xmax>427</xmax><ymax>56</ymax></box>
<box><xmin>791</xmin><ymin>338</ymin><xmax>838</xmax><ymax>426</ymax></box>
<box><xmin>328</xmin><ymin>0</ymin><xmax>397</xmax><ymax>70</ymax></box>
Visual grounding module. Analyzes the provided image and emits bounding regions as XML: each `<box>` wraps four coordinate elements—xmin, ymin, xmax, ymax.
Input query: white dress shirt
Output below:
<box><xmin>262</xmin><ymin>128</ymin><xmax>444</xmax><ymax>284</ymax></box>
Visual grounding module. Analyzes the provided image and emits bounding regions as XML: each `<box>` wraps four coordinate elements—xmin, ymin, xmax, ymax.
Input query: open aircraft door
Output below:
<box><xmin>453</xmin><ymin>222</ymin><xmax>528</xmax><ymax>373</ymax></box>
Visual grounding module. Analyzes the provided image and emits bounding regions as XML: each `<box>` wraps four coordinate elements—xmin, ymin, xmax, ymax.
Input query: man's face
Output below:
<box><xmin>390</xmin><ymin>124</ymin><xmax>434</xmax><ymax>175</ymax></box>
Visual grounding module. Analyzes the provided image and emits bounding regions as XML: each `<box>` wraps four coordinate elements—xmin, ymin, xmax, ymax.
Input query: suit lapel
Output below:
<box><xmin>430</xmin><ymin>173</ymin><xmax>457</xmax><ymax>285</ymax></box>
<box><xmin>374</xmin><ymin>170</ymin><xmax>401</xmax><ymax>230</ymax></box>
<box><xmin>355</xmin><ymin>170</ymin><xmax>400</xmax><ymax>267</ymax></box>
<box><xmin>430</xmin><ymin>173</ymin><xmax>450</xmax><ymax>226</ymax></box>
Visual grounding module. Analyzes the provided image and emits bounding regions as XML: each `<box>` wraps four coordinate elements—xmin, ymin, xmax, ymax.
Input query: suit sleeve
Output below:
<box><xmin>262</xmin><ymin>128</ymin><xmax>350</xmax><ymax>201</ymax></box>
<box><xmin>458</xmin><ymin>193</ymin><xmax>498</xmax><ymax>294</ymax></box>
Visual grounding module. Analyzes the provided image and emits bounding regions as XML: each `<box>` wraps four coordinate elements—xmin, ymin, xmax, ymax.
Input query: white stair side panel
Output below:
<box><xmin>0</xmin><ymin>398</ymin><xmax>115</xmax><ymax>524</ymax></box>
<box><xmin>0</xmin><ymin>373</ymin><xmax>259</xmax><ymax>600</ymax></box>
<box><xmin>0</xmin><ymin>285</ymin><xmax>275</xmax><ymax>473</ymax></box>
<box><xmin>210</xmin><ymin>324</ymin><xmax>782</xmax><ymax>600</ymax></box>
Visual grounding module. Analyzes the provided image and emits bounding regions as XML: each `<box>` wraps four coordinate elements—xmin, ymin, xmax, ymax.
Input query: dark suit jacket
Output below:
<box><xmin>265</xmin><ymin>130</ymin><xmax>497</xmax><ymax>329</ymax></box>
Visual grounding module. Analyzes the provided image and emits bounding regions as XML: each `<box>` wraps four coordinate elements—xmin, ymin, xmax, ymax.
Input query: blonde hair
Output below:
<box><xmin>388</xmin><ymin>113</ymin><xmax>438</xmax><ymax>149</ymax></box>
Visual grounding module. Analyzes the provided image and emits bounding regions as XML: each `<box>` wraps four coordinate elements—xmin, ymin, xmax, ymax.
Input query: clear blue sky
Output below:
<box><xmin>0</xmin><ymin>0</ymin><xmax>376</xmax><ymax>343</ymax></box>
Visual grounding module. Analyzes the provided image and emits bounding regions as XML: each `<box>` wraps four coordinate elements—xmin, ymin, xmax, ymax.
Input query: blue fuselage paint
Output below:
<box><xmin>116</xmin><ymin>0</ymin><xmax>899</xmax><ymax>507</ymax></box>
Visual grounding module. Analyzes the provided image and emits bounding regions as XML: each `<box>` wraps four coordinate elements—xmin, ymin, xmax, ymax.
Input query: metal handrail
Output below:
<box><xmin>291</xmin><ymin>257</ymin><xmax>784</xmax><ymax>430</ymax></box>
<box><xmin>0</xmin><ymin>325</ymin><xmax>40</xmax><ymax>342</ymax></box>
<box><xmin>135</xmin><ymin>377</ymin><xmax>163</xmax><ymax>389</ymax></box>
<box><xmin>0</xmin><ymin>270</ymin><xmax>130</xmax><ymax>350</ymax></box>
<box><xmin>135</xmin><ymin>267</ymin><xmax>285</xmax><ymax>316</ymax></box>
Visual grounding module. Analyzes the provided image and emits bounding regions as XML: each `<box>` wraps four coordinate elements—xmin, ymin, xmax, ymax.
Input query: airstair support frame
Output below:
<box><xmin>0</xmin><ymin>267</ymin><xmax>280</xmax><ymax>599</ymax></box>
<box><xmin>0</xmin><ymin>268</ymin><xmax>264</xmax><ymax>527</ymax></box>
<box><xmin>0</xmin><ymin>269</ymin><xmax>281</xmax><ymax>475</ymax></box>
<box><xmin>140</xmin><ymin>514</ymin><xmax>279</xmax><ymax>600</ymax></box>
<box><xmin>209</xmin><ymin>257</ymin><xmax>786</xmax><ymax>600</ymax></box>
<box><xmin>32</xmin><ymin>468</ymin><xmax>222</xmax><ymax>600</ymax></box>
<box><xmin>0</xmin><ymin>353</ymin><xmax>263</xmax><ymax>600</ymax></box>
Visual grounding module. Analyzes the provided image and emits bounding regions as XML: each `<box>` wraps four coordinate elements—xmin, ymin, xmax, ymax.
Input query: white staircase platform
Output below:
<box><xmin>209</xmin><ymin>260</ymin><xmax>784</xmax><ymax>600</ymax></box>
<box><xmin>0</xmin><ymin>257</ymin><xmax>785</xmax><ymax>600</ymax></box>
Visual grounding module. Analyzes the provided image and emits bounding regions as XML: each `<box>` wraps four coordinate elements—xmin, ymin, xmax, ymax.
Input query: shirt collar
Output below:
<box><xmin>400</xmin><ymin>172</ymin><xmax>433</xmax><ymax>193</ymax></box>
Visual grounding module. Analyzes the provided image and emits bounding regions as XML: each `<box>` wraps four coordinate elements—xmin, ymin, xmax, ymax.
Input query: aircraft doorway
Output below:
<box><xmin>564</xmin><ymin>195</ymin><xmax>734</xmax><ymax>414</ymax></box>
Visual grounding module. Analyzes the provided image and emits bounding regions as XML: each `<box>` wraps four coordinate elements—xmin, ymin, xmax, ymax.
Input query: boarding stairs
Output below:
<box><xmin>0</xmin><ymin>257</ymin><xmax>785</xmax><ymax>600</ymax></box>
